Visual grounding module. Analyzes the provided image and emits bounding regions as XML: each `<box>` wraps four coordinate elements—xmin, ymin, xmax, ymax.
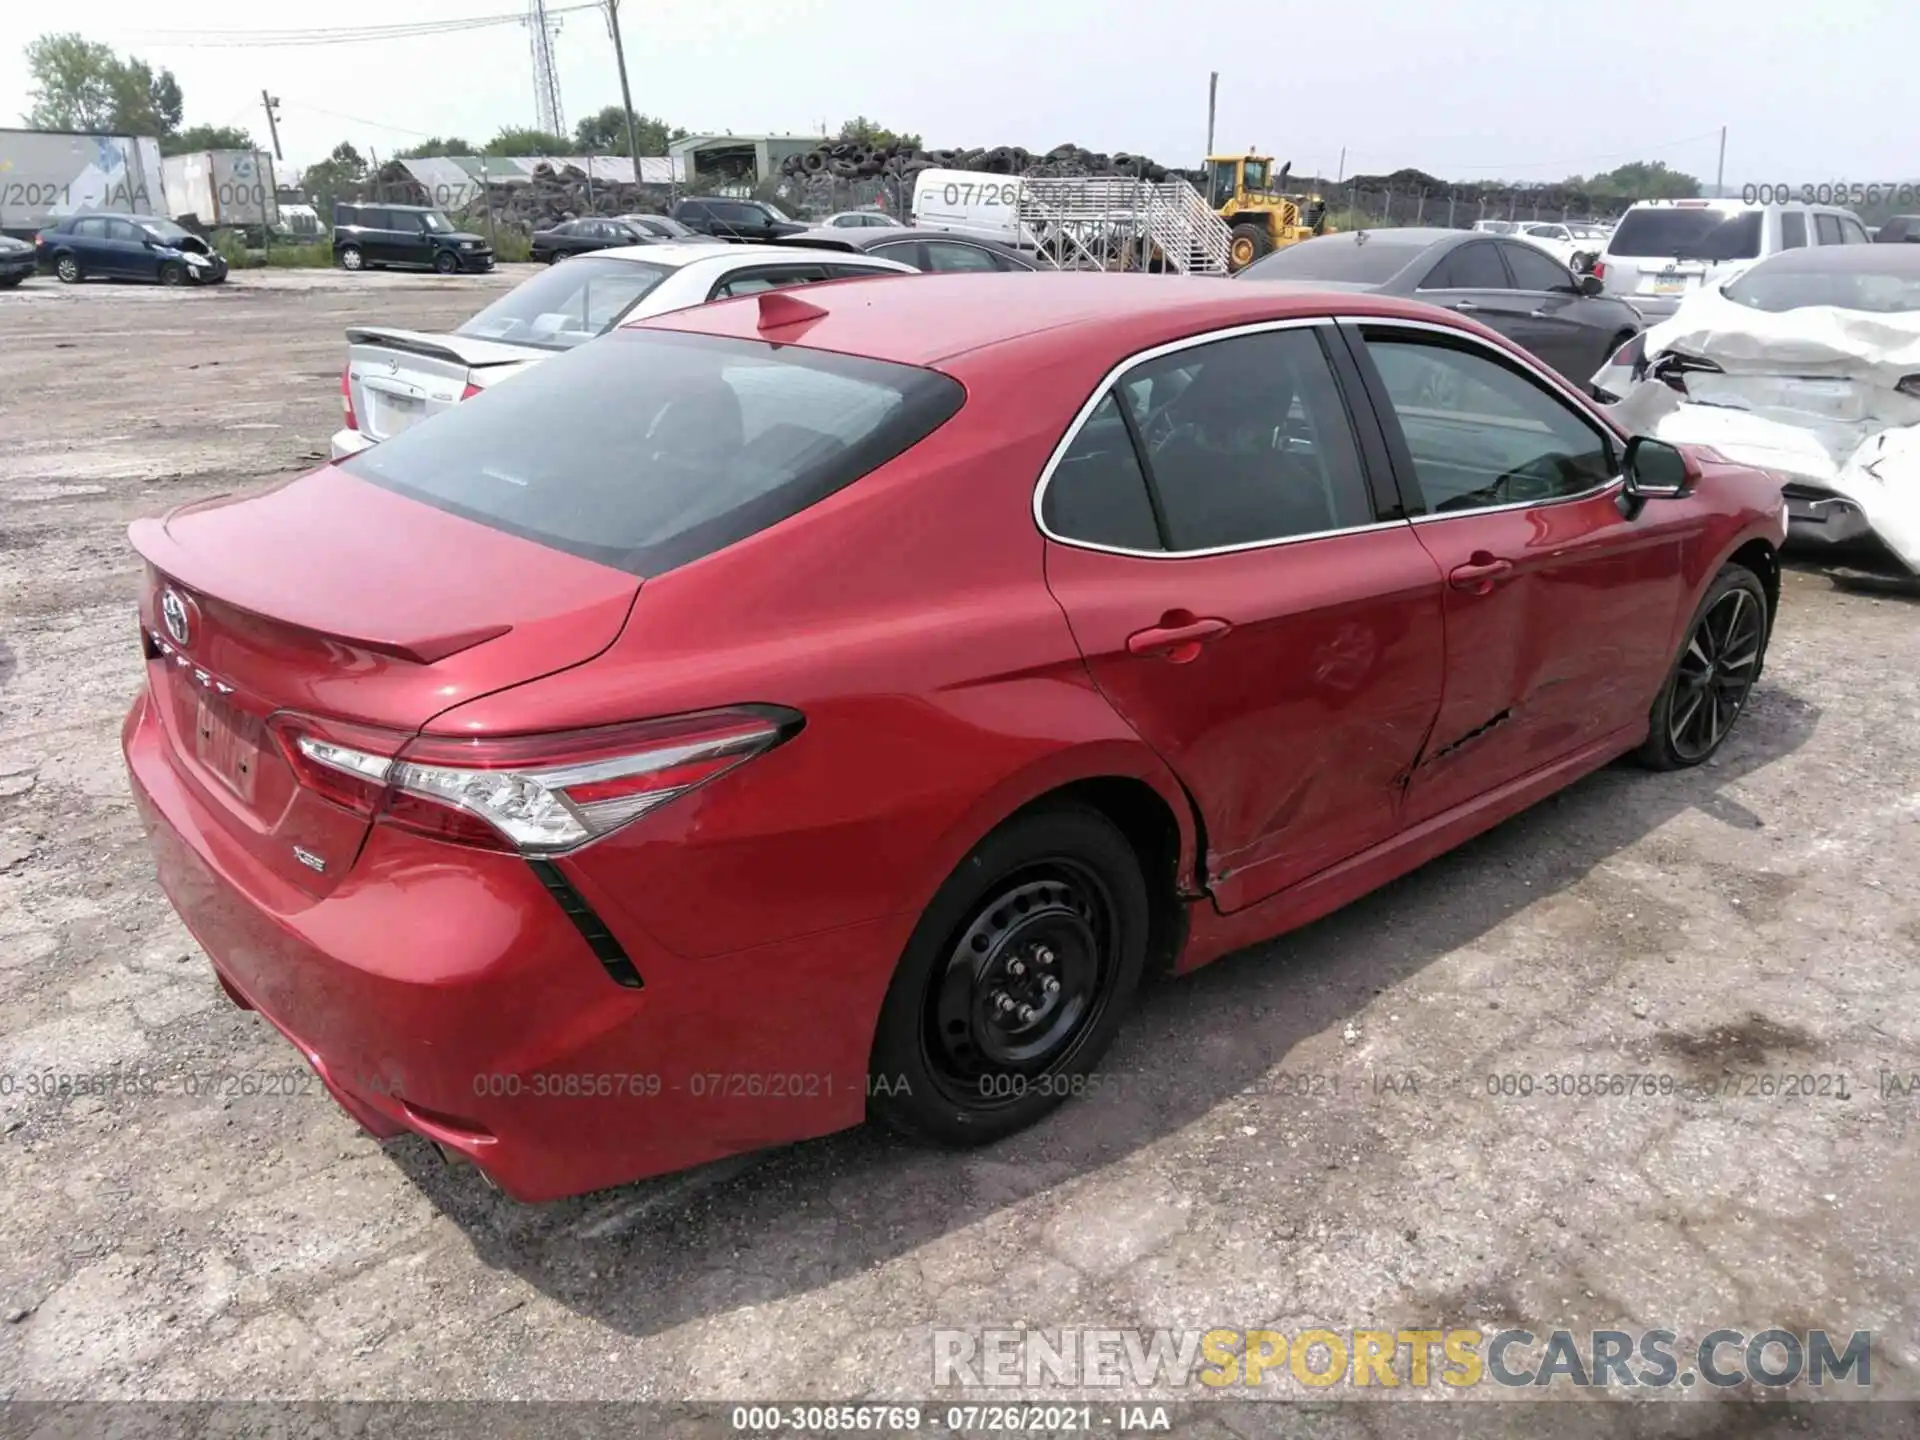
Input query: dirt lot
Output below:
<box><xmin>1</xmin><ymin>268</ymin><xmax>1917</xmax><ymax>1421</ymax></box>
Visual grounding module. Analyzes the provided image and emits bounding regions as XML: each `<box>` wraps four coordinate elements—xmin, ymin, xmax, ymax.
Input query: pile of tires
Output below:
<box><xmin>777</xmin><ymin>141</ymin><xmax>1194</xmax><ymax>186</ymax></box>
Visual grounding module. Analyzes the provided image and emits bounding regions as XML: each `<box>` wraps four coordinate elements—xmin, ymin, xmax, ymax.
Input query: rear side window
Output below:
<box><xmin>72</xmin><ymin>217</ymin><xmax>107</xmax><ymax>239</ymax></box>
<box><xmin>1781</xmin><ymin>212</ymin><xmax>1807</xmax><ymax>248</ymax></box>
<box><xmin>1815</xmin><ymin>214</ymin><xmax>1844</xmax><ymax>245</ymax></box>
<box><xmin>340</xmin><ymin>330</ymin><xmax>964</xmax><ymax>577</ymax></box>
<box><xmin>1133</xmin><ymin>329</ymin><xmax>1373</xmax><ymax>549</ymax></box>
<box><xmin>1840</xmin><ymin>217</ymin><xmax>1869</xmax><ymax>244</ymax></box>
<box><xmin>1422</xmin><ymin>242</ymin><xmax>1508</xmax><ymax>290</ymax></box>
<box><xmin>1042</xmin><ymin>394</ymin><xmax>1163</xmax><ymax>551</ymax></box>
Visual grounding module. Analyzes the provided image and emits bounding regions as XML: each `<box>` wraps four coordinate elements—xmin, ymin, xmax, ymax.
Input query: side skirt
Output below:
<box><xmin>1175</xmin><ymin>723</ymin><xmax>1645</xmax><ymax>974</ymax></box>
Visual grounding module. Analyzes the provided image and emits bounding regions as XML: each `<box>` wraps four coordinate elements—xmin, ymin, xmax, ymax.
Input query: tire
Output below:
<box><xmin>1636</xmin><ymin>563</ymin><xmax>1771</xmax><ymax>770</ymax></box>
<box><xmin>1229</xmin><ymin>222</ymin><xmax>1273</xmax><ymax>270</ymax></box>
<box><xmin>868</xmin><ymin>803</ymin><xmax>1150</xmax><ymax>1148</ymax></box>
<box><xmin>338</xmin><ymin>246</ymin><xmax>364</xmax><ymax>272</ymax></box>
<box><xmin>158</xmin><ymin>262</ymin><xmax>185</xmax><ymax>287</ymax></box>
<box><xmin>55</xmin><ymin>253</ymin><xmax>82</xmax><ymax>284</ymax></box>
<box><xmin>433</xmin><ymin>251</ymin><xmax>458</xmax><ymax>275</ymax></box>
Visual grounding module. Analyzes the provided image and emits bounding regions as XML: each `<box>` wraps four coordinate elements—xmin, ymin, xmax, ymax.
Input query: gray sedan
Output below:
<box><xmin>1236</xmin><ymin>227</ymin><xmax>1644</xmax><ymax>391</ymax></box>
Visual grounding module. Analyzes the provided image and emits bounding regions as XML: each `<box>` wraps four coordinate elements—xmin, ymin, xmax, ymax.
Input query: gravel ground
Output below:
<box><xmin>1</xmin><ymin>269</ymin><xmax>1917</xmax><ymax>1425</ymax></box>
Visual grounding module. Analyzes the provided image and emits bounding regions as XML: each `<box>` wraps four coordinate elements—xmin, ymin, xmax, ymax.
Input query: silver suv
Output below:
<box><xmin>1594</xmin><ymin>198</ymin><xmax>1870</xmax><ymax>319</ymax></box>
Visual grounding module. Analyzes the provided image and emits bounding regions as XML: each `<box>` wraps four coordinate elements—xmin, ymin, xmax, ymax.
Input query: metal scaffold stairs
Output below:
<box><xmin>1016</xmin><ymin>178</ymin><xmax>1233</xmax><ymax>275</ymax></box>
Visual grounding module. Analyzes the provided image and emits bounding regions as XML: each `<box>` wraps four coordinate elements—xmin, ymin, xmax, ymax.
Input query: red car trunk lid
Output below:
<box><xmin>130</xmin><ymin>467</ymin><xmax>641</xmax><ymax>898</ymax></box>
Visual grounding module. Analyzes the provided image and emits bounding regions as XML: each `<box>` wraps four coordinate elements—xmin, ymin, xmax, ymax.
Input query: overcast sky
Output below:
<box><xmin>5</xmin><ymin>0</ymin><xmax>1911</xmax><ymax>185</ymax></box>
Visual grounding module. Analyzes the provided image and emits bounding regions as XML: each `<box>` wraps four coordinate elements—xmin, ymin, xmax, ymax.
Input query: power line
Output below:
<box><xmin>118</xmin><ymin>4</ymin><xmax>601</xmax><ymax>48</ymax></box>
<box><xmin>1328</xmin><ymin>130</ymin><xmax>1726</xmax><ymax>180</ymax></box>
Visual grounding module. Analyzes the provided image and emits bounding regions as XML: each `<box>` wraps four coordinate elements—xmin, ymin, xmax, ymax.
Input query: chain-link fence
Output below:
<box><xmin>1307</xmin><ymin>181</ymin><xmax>1637</xmax><ymax>232</ymax></box>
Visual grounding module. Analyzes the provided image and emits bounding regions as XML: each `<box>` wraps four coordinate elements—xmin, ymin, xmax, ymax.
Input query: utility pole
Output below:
<box><xmin>1205</xmin><ymin>72</ymin><xmax>1218</xmax><ymax>161</ymax></box>
<box><xmin>1336</xmin><ymin>147</ymin><xmax>1346</xmax><ymax>184</ymax></box>
<box><xmin>606</xmin><ymin>0</ymin><xmax>643</xmax><ymax>177</ymax></box>
<box><xmin>1715</xmin><ymin>125</ymin><xmax>1727</xmax><ymax>197</ymax></box>
<box><xmin>260</xmin><ymin>91</ymin><xmax>283</xmax><ymax>160</ymax></box>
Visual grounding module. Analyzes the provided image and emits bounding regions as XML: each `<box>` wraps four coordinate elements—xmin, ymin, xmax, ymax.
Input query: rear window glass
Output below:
<box><xmin>455</xmin><ymin>255</ymin><xmax>674</xmax><ymax>350</ymax></box>
<box><xmin>1236</xmin><ymin>236</ymin><xmax>1422</xmax><ymax>284</ymax></box>
<box><xmin>1609</xmin><ymin>208</ymin><xmax>1757</xmax><ymax>259</ymax></box>
<box><xmin>1725</xmin><ymin>257</ymin><xmax>1920</xmax><ymax>314</ymax></box>
<box><xmin>339</xmin><ymin>330</ymin><xmax>964</xmax><ymax>577</ymax></box>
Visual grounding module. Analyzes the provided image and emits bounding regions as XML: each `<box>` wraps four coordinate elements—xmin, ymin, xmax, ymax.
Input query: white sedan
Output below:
<box><xmin>1515</xmin><ymin>222</ymin><xmax>1611</xmax><ymax>270</ymax></box>
<box><xmin>330</xmin><ymin>243</ymin><xmax>916</xmax><ymax>459</ymax></box>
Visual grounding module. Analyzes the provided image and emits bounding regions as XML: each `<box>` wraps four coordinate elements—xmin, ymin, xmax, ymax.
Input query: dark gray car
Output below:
<box><xmin>1236</xmin><ymin>228</ymin><xmax>1643</xmax><ymax>390</ymax></box>
<box><xmin>767</xmin><ymin>225</ymin><xmax>1040</xmax><ymax>272</ymax></box>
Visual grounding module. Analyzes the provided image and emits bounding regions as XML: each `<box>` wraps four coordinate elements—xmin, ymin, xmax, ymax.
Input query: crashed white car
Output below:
<box><xmin>1595</xmin><ymin>244</ymin><xmax>1920</xmax><ymax>573</ymax></box>
<box><xmin>330</xmin><ymin>243</ymin><xmax>915</xmax><ymax>459</ymax></box>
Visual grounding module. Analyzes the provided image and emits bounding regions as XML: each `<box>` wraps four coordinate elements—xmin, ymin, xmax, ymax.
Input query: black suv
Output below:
<box><xmin>668</xmin><ymin>196</ymin><xmax>808</xmax><ymax>242</ymax></box>
<box><xmin>333</xmin><ymin>202</ymin><xmax>493</xmax><ymax>273</ymax></box>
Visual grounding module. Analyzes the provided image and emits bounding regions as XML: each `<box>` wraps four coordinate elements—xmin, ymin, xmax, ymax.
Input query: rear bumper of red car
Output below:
<box><xmin>123</xmin><ymin>686</ymin><xmax>902</xmax><ymax>1201</ymax></box>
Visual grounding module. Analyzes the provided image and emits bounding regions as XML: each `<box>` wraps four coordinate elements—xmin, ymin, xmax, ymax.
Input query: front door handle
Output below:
<box><xmin>1128</xmin><ymin>614</ymin><xmax>1233</xmax><ymax>663</ymax></box>
<box><xmin>1448</xmin><ymin>300</ymin><xmax>1484</xmax><ymax>312</ymax></box>
<box><xmin>1448</xmin><ymin>553</ymin><xmax>1514</xmax><ymax>594</ymax></box>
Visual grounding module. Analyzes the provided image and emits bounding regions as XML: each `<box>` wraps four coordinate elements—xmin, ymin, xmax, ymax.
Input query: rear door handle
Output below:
<box><xmin>1127</xmin><ymin>615</ymin><xmax>1232</xmax><ymax>662</ymax></box>
<box><xmin>1447</xmin><ymin>300</ymin><xmax>1483</xmax><ymax>312</ymax></box>
<box><xmin>1448</xmin><ymin>556</ymin><xmax>1514</xmax><ymax>593</ymax></box>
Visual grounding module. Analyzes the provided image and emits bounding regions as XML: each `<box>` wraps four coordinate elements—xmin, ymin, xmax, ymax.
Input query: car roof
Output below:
<box><xmin>772</xmin><ymin>226</ymin><xmax>917</xmax><ymax>249</ymax></box>
<box><xmin>1743</xmin><ymin>243</ymin><xmax>1920</xmax><ymax>275</ymax></box>
<box><xmin>594</xmin><ymin>241</ymin><xmax>917</xmax><ymax>272</ymax></box>
<box><xmin>632</xmin><ymin>270</ymin><xmax>1474</xmax><ymax>368</ymax></box>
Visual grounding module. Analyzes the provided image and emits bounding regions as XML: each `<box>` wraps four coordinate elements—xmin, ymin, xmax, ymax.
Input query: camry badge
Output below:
<box><xmin>160</xmin><ymin>589</ymin><xmax>192</xmax><ymax>647</ymax></box>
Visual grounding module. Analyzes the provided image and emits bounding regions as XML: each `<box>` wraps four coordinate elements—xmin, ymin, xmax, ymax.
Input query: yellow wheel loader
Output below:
<box><xmin>1206</xmin><ymin>153</ymin><xmax>1330</xmax><ymax>270</ymax></box>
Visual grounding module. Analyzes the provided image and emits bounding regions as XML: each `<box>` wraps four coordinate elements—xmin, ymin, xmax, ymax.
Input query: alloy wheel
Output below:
<box><xmin>1668</xmin><ymin>585</ymin><xmax>1763</xmax><ymax>762</ymax></box>
<box><xmin>921</xmin><ymin>860</ymin><xmax>1117</xmax><ymax>1106</ymax></box>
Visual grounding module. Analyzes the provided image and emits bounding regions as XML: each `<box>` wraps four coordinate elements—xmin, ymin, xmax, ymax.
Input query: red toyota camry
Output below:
<box><xmin>124</xmin><ymin>274</ymin><xmax>1786</xmax><ymax>1200</ymax></box>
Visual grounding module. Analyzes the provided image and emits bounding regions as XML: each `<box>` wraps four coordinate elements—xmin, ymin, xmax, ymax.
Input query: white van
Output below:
<box><xmin>911</xmin><ymin>168</ymin><xmax>1035</xmax><ymax>247</ymax></box>
<box><xmin>1595</xmin><ymin>198</ymin><xmax>1870</xmax><ymax>319</ymax></box>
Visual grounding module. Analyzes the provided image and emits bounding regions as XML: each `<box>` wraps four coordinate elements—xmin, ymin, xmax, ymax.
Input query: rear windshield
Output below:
<box><xmin>339</xmin><ymin>329</ymin><xmax>964</xmax><ymax>577</ymax></box>
<box><xmin>1236</xmin><ymin>237</ymin><xmax>1420</xmax><ymax>283</ymax></box>
<box><xmin>1609</xmin><ymin>208</ymin><xmax>1759</xmax><ymax>260</ymax></box>
<box><xmin>1725</xmin><ymin>258</ymin><xmax>1920</xmax><ymax>314</ymax></box>
<box><xmin>455</xmin><ymin>255</ymin><xmax>674</xmax><ymax>350</ymax></box>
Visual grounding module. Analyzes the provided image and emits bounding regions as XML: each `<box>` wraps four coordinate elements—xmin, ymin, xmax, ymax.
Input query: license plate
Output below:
<box><xmin>1652</xmin><ymin>276</ymin><xmax>1691</xmax><ymax>296</ymax></box>
<box><xmin>377</xmin><ymin>394</ymin><xmax>422</xmax><ymax>434</ymax></box>
<box><xmin>194</xmin><ymin>694</ymin><xmax>260</xmax><ymax>802</ymax></box>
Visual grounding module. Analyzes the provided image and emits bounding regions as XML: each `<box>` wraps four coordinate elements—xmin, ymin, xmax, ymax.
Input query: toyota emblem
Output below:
<box><xmin>160</xmin><ymin>589</ymin><xmax>192</xmax><ymax>647</ymax></box>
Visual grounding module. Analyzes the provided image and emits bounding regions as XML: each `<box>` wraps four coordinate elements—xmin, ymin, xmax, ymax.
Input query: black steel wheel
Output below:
<box><xmin>869</xmin><ymin>804</ymin><xmax>1150</xmax><ymax>1147</ymax></box>
<box><xmin>1638</xmin><ymin>563</ymin><xmax>1771</xmax><ymax>770</ymax></box>
<box><xmin>433</xmin><ymin>250</ymin><xmax>458</xmax><ymax>275</ymax></box>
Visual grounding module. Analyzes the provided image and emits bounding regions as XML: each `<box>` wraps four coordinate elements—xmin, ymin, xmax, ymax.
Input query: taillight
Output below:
<box><xmin>1609</xmin><ymin>332</ymin><xmax>1648</xmax><ymax>379</ymax></box>
<box><xmin>1590</xmin><ymin>260</ymin><xmax>1606</xmax><ymax>280</ymax></box>
<box><xmin>460</xmin><ymin>381</ymin><xmax>482</xmax><ymax>400</ymax></box>
<box><xmin>340</xmin><ymin>365</ymin><xmax>357</xmax><ymax>431</ymax></box>
<box><xmin>269</xmin><ymin>706</ymin><xmax>800</xmax><ymax>854</ymax></box>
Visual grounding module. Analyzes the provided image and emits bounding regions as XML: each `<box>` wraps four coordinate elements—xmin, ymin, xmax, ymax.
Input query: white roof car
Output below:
<box><xmin>330</xmin><ymin>243</ymin><xmax>916</xmax><ymax>458</ymax></box>
<box><xmin>822</xmin><ymin>209</ymin><xmax>898</xmax><ymax>228</ymax></box>
<box><xmin>1515</xmin><ymin>221</ymin><xmax>1611</xmax><ymax>268</ymax></box>
<box><xmin>1593</xmin><ymin>198</ymin><xmax>1871</xmax><ymax>321</ymax></box>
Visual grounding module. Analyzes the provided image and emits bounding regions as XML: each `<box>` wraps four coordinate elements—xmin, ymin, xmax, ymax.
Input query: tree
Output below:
<box><xmin>301</xmin><ymin>141</ymin><xmax>369</xmax><ymax>220</ymax></box>
<box><xmin>163</xmin><ymin>124</ymin><xmax>258</xmax><ymax>157</ymax></box>
<box><xmin>1565</xmin><ymin>160</ymin><xmax>1701</xmax><ymax>201</ymax></box>
<box><xmin>837</xmin><ymin>115</ymin><xmax>922</xmax><ymax>151</ymax></box>
<box><xmin>572</xmin><ymin>105</ymin><xmax>686</xmax><ymax>156</ymax></box>
<box><xmin>484</xmin><ymin>127</ymin><xmax>572</xmax><ymax>157</ymax></box>
<box><xmin>24</xmin><ymin>33</ymin><xmax>182</xmax><ymax>136</ymax></box>
<box><xmin>396</xmin><ymin>137</ymin><xmax>477</xmax><ymax>159</ymax></box>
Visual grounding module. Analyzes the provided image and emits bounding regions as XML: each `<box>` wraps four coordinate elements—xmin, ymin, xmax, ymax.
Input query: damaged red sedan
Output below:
<box><xmin>124</xmin><ymin>274</ymin><xmax>1786</xmax><ymax>1200</ymax></box>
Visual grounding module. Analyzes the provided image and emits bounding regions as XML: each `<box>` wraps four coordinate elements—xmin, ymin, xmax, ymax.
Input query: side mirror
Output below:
<box><xmin>1578</xmin><ymin>271</ymin><xmax>1605</xmax><ymax>297</ymax></box>
<box><xmin>1622</xmin><ymin>435</ymin><xmax>1699</xmax><ymax>499</ymax></box>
